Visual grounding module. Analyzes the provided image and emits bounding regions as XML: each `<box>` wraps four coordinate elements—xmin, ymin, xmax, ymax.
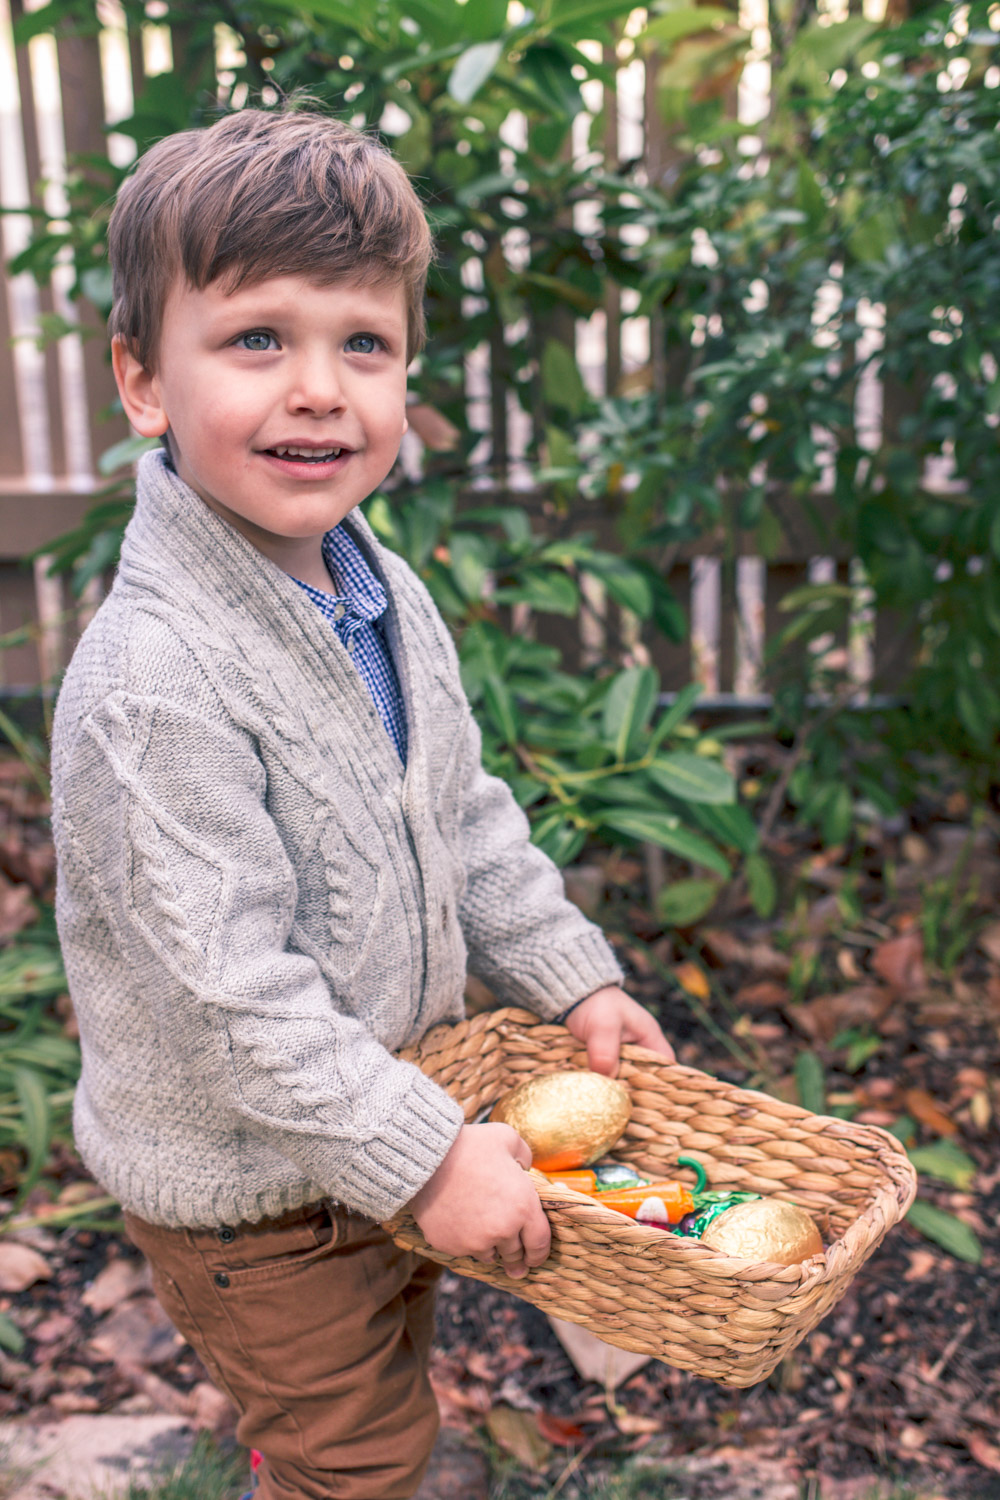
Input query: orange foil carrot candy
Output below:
<box><xmin>596</xmin><ymin>1181</ymin><xmax>695</xmax><ymax>1224</ymax></box>
<box><xmin>544</xmin><ymin>1169</ymin><xmax>598</xmax><ymax>1194</ymax></box>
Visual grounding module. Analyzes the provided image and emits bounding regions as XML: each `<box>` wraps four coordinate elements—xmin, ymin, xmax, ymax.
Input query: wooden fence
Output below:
<box><xmin>0</xmin><ymin>0</ymin><xmax>892</xmax><ymax>704</ymax></box>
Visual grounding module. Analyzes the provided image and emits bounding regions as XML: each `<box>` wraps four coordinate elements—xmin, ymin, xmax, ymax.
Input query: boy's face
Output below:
<box><xmin>113</xmin><ymin>274</ymin><xmax>409</xmax><ymax>571</ymax></box>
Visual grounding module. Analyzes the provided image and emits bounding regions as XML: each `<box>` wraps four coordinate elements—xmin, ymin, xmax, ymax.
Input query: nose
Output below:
<box><xmin>286</xmin><ymin>348</ymin><xmax>346</xmax><ymax>416</ymax></box>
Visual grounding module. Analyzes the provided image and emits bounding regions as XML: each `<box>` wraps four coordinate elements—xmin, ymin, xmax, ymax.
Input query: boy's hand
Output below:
<box><xmin>405</xmin><ymin>1123</ymin><xmax>551</xmax><ymax>1279</ymax></box>
<box><xmin>564</xmin><ymin>985</ymin><xmax>675</xmax><ymax>1076</ymax></box>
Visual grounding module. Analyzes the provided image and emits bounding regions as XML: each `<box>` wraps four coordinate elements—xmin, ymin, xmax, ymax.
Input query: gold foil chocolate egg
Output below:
<box><xmin>490</xmin><ymin>1070</ymin><xmax>631</xmax><ymax>1172</ymax></box>
<box><xmin>700</xmin><ymin>1198</ymin><xmax>824</xmax><ymax>1265</ymax></box>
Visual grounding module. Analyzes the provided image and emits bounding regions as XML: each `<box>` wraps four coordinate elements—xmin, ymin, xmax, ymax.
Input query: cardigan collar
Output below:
<box><xmin>120</xmin><ymin>449</ymin><xmax>415</xmax><ymax>785</ymax></box>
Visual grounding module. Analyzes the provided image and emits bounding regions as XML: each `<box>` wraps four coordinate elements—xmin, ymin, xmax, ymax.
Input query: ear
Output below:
<box><xmin>111</xmin><ymin>335</ymin><xmax>169</xmax><ymax>437</ymax></box>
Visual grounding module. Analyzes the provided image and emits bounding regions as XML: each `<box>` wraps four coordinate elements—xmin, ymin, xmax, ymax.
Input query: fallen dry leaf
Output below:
<box><xmin>0</xmin><ymin>872</ymin><xmax>37</xmax><ymax>941</ymax></box>
<box><xmin>903</xmin><ymin>1249</ymin><xmax>938</xmax><ymax>1282</ymax></box>
<box><xmin>0</xmin><ymin>1242</ymin><xmax>52</xmax><ymax>1292</ymax></box>
<box><xmin>611</xmin><ymin>1410</ymin><xmax>662</xmax><ymax>1435</ymax></box>
<box><xmin>903</xmin><ymin>1087</ymin><xmax>958</xmax><ymax>1137</ymax></box>
<box><xmin>788</xmin><ymin>986</ymin><xmax>893</xmax><ymax>1043</ymax></box>
<box><xmin>89</xmin><ymin>1296</ymin><xmax>183</xmax><ymax>1368</ymax></box>
<box><xmin>969</xmin><ymin>1090</ymin><xmax>992</xmax><ymax>1130</ymax></box>
<box><xmin>966</xmin><ymin>1432</ymin><xmax>1000</xmax><ymax>1473</ymax></box>
<box><xmin>977</xmin><ymin>920</ymin><xmax>1000</xmax><ymax>967</ymax></box>
<box><xmin>733</xmin><ymin>980</ymin><xmax>790</xmax><ymax>1012</ymax></box>
<box><xmin>674</xmin><ymin>961</ymin><xmax>711</xmax><ymax>1001</ymax></box>
<box><xmin>701</xmin><ymin>928</ymin><xmax>792</xmax><ymax>977</ymax></box>
<box><xmin>191</xmin><ymin>1379</ymin><xmax>238</xmax><ymax>1433</ymax></box>
<box><xmin>535</xmin><ymin>1412</ymin><xmax>586</xmax><ymax>1446</ymax></box>
<box><xmin>485</xmin><ymin>1404</ymin><xmax>552</xmax><ymax>1471</ymax></box>
<box><xmin>82</xmin><ymin>1256</ymin><xmax>149</xmax><ymax>1314</ymax></box>
<box><xmin>872</xmin><ymin>931</ymin><xmax>926</xmax><ymax>991</ymax></box>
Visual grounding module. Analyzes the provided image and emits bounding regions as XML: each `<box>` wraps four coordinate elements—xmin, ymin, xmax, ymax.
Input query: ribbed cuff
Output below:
<box><xmin>332</xmin><ymin>1069</ymin><xmax>467</xmax><ymax>1222</ymax></box>
<box><xmin>489</xmin><ymin>925</ymin><xmax>625</xmax><ymax>1022</ymax></box>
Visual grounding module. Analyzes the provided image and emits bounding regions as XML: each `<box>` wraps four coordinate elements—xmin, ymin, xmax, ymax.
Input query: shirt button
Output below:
<box><xmin>214</xmin><ymin>1272</ymin><xmax>230</xmax><ymax>1288</ymax></box>
<box><xmin>217</xmin><ymin>1226</ymin><xmax>236</xmax><ymax>1244</ymax></box>
<box><xmin>333</xmin><ymin>604</ymin><xmax>346</xmax><ymax>620</ymax></box>
<box><xmin>347</xmin><ymin>638</ymin><xmax>356</xmax><ymax>653</ymax></box>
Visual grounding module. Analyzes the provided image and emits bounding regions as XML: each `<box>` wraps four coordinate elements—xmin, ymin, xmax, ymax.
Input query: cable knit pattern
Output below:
<box><xmin>51</xmin><ymin>451</ymin><xmax>624</xmax><ymax>1229</ymax></box>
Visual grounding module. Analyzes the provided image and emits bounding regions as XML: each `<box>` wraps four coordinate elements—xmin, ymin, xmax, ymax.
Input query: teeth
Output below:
<box><xmin>272</xmin><ymin>445</ymin><xmax>342</xmax><ymax>460</ymax></box>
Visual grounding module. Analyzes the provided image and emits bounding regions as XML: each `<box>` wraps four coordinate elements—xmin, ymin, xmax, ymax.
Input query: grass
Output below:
<box><xmin>101</xmin><ymin>1434</ymin><xmax>247</xmax><ymax>1500</ymax></box>
<box><xmin>485</xmin><ymin>1452</ymin><xmax>941</xmax><ymax>1500</ymax></box>
<box><xmin>0</xmin><ymin>1440</ymin><xmax>37</xmax><ymax>1500</ymax></box>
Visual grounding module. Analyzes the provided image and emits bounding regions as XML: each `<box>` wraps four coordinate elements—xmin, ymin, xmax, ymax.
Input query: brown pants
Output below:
<box><xmin>124</xmin><ymin>1202</ymin><xmax>442</xmax><ymax>1500</ymax></box>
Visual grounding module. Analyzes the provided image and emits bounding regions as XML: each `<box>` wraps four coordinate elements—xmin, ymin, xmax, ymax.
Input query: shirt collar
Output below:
<box><xmin>316</xmin><ymin>524</ymin><xmax>388</xmax><ymax>625</ymax></box>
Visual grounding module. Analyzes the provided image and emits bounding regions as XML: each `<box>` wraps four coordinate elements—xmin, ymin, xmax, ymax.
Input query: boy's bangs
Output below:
<box><xmin>107</xmin><ymin>107</ymin><xmax>432</xmax><ymax>368</ymax></box>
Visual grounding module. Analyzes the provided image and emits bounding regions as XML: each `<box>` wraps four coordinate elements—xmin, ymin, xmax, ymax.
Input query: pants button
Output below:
<box><xmin>217</xmin><ymin>1226</ymin><xmax>236</xmax><ymax>1243</ymax></box>
<box><xmin>214</xmin><ymin>1272</ymin><xmax>230</xmax><ymax>1288</ymax></box>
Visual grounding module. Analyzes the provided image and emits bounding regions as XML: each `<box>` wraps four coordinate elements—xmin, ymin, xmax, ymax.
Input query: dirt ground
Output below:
<box><xmin>1</xmin><ymin>752</ymin><xmax>999</xmax><ymax>1498</ymax></box>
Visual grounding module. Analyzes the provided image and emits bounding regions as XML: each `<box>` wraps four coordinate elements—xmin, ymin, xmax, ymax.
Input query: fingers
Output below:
<box><xmin>520</xmin><ymin>1201</ymin><xmax>552</xmax><ymax>1267</ymax></box>
<box><xmin>495</xmin><ymin>1199</ymin><xmax>551</xmax><ymax>1280</ymax></box>
<box><xmin>584</xmin><ymin>1018</ymin><xmax>622</xmax><ymax>1077</ymax></box>
<box><xmin>494</xmin><ymin>1231</ymin><xmax>528</xmax><ymax>1278</ymax></box>
<box><xmin>627</xmin><ymin>1012</ymin><xmax>676</xmax><ymax>1061</ymax></box>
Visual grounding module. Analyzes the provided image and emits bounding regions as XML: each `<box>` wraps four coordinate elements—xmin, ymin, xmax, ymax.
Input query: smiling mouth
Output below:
<box><xmin>266</xmin><ymin>445</ymin><xmax>345</xmax><ymax>463</ymax></box>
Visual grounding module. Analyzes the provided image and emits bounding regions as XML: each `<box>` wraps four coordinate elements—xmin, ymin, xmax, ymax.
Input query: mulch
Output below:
<box><xmin>1</xmin><ymin>751</ymin><xmax>999</xmax><ymax>1498</ymax></box>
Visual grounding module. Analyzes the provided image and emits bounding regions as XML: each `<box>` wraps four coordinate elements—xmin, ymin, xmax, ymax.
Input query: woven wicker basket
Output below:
<box><xmin>385</xmin><ymin>1008</ymin><xmax>917</xmax><ymax>1387</ymax></box>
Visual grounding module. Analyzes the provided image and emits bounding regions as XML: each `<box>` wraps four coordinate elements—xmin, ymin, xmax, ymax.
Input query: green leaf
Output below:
<box><xmin>989</xmin><ymin>508</ymin><xmax>1000</xmax><ymax>563</ymax></box>
<box><xmin>550</xmin><ymin>0</ymin><xmax>638</xmax><ymax>36</ymax></box>
<box><xmin>745</xmin><ymin>851</ymin><xmax>777</xmax><ymax>918</ymax></box>
<box><xmin>889</xmin><ymin>1115</ymin><xmax>916</xmax><ymax>1145</ymax></box>
<box><xmin>482</xmin><ymin>673</ymin><xmax>519</xmax><ymax>747</ymax></box>
<box><xmin>657</xmin><ymin>877</ymin><xmax>719</xmax><ymax>927</ymax></box>
<box><xmin>0</xmin><ymin>1311</ymin><xmax>25</xmax><ymax>1355</ymax></box>
<box><xmin>907</xmin><ymin>1140</ymin><xmax>977</xmax><ymax>1192</ymax></box>
<box><xmin>599</xmin><ymin>809</ymin><xmax>730</xmax><ymax>876</ymax></box>
<box><xmin>794</xmin><ymin>1051</ymin><xmax>826</xmax><ymax>1114</ymax></box>
<box><xmin>687</xmin><ymin>802</ymin><xmax>760</xmax><ymax>855</ymax></box>
<box><xmin>650</xmin><ymin>684</ymin><xmax>703</xmax><ymax>748</ymax></box>
<box><xmin>98</xmin><ymin>435</ymin><xmax>161</xmax><ymax>477</ymax></box>
<box><xmin>905</xmin><ymin>1199</ymin><xmax>982</xmax><ymax>1264</ymax></box>
<box><xmin>647</xmin><ymin>752</ymin><xmax>735</xmax><ymax>805</ymax></box>
<box><xmin>601</xmin><ymin>666</ymin><xmax>658</xmax><ymax>761</ymax></box>
<box><xmin>643</xmin><ymin>7</ymin><xmax>735</xmax><ymax>46</ymax></box>
<box><xmin>497</xmin><ymin>569</ymin><xmax>579</xmax><ymax>616</ymax></box>
<box><xmin>541</xmin><ymin>339</ymin><xmax>588</xmax><ymax>418</ymax></box>
<box><xmin>844</xmin><ymin>1034</ymin><xmax>882</xmax><ymax>1072</ymax></box>
<box><xmin>796</xmin><ymin>157</ymin><xmax>827</xmax><ymax>234</ymax></box>
<box><xmin>449</xmin><ymin>533</ymin><xmax>492</xmax><ymax>602</ymax></box>
<box><xmin>584</xmin><ymin>559</ymin><xmax>654</xmax><ymax>619</ymax></box>
<box><xmin>449</xmin><ymin>40</ymin><xmax>504</xmax><ymax>103</ymax></box>
<box><xmin>13</xmin><ymin>1065</ymin><xmax>50</xmax><ymax>1196</ymax></box>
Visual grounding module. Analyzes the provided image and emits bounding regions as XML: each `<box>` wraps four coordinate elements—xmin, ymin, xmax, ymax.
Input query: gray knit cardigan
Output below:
<box><xmin>50</xmin><ymin>451</ymin><xmax>623</xmax><ymax>1229</ymax></box>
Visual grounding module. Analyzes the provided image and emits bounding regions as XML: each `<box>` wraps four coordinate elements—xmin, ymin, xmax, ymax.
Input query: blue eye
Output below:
<box><xmin>346</xmin><ymin>333</ymin><xmax>378</xmax><ymax>354</ymax></box>
<box><xmin>238</xmin><ymin>330</ymin><xmax>278</xmax><ymax>352</ymax></box>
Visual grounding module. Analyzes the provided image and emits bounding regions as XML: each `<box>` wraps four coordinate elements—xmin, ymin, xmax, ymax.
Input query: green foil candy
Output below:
<box><xmin>674</xmin><ymin>1190</ymin><xmax>762</xmax><ymax>1239</ymax></box>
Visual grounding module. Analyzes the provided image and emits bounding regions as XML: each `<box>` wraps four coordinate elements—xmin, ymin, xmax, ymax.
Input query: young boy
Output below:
<box><xmin>51</xmin><ymin>106</ymin><xmax>673</xmax><ymax>1500</ymax></box>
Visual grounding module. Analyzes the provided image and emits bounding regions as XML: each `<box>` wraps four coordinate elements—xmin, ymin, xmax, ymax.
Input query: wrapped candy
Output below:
<box><xmin>698</xmin><ymin>1198</ymin><xmax>825</xmax><ymax>1264</ymax></box>
<box><xmin>544</xmin><ymin>1168</ymin><xmax>598</xmax><ymax>1193</ymax></box>
<box><xmin>490</xmin><ymin>1070</ymin><xmax>631</xmax><ymax>1172</ymax></box>
<box><xmin>544</xmin><ymin>1155</ymin><xmax>710</xmax><ymax>1227</ymax></box>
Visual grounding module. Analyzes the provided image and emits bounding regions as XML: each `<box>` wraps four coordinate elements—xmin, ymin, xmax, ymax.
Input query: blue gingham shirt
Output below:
<box><xmin>293</xmin><ymin>526</ymin><xmax>408</xmax><ymax>765</ymax></box>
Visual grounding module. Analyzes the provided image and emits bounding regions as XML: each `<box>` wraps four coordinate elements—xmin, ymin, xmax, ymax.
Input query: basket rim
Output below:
<box><xmin>400</xmin><ymin>1005</ymin><xmax>918</xmax><ymax>1283</ymax></box>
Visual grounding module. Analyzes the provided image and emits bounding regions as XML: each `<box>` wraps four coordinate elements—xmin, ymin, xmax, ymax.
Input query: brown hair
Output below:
<box><xmin>107</xmin><ymin>105</ymin><xmax>432</xmax><ymax>368</ymax></box>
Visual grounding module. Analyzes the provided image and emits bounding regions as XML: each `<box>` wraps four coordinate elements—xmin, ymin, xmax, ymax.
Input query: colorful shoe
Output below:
<box><xmin>238</xmin><ymin>1447</ymin><xmax>264</xmax><ymax>1498</ymax></box>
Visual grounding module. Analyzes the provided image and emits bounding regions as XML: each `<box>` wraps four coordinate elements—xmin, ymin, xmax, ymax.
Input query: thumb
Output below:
<box><xmin>584</xmin><ymin>1018</ymin><xmax>622</xmax><ymax>1077</ymax></box>
<box><xmin>499</xmin><ymin>1124</ymin><xmax>533</xmax><ymax>1170</ymax></box>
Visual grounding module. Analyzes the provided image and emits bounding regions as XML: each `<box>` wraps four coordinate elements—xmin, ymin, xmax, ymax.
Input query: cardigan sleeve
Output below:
<box><xmin>55</xmin><ymin>683</ymin><xmax>464</xmax><ymax>1222</ymax></box>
